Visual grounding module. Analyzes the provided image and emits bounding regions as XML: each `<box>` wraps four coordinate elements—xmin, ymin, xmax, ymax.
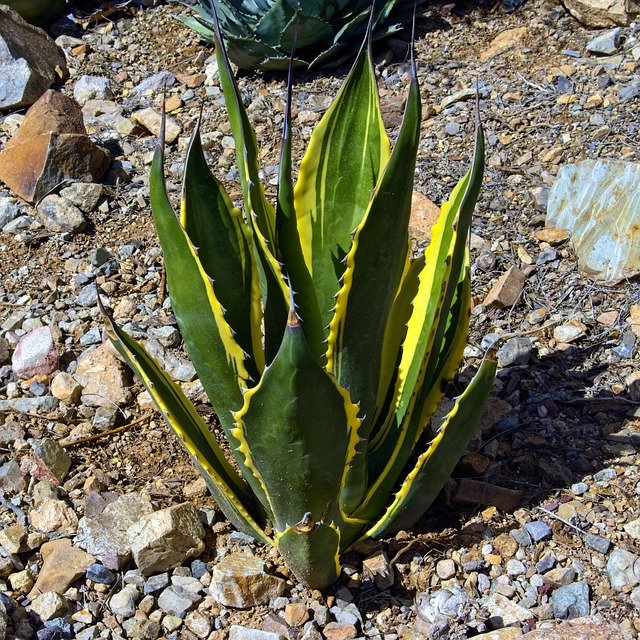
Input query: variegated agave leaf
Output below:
<box><xmin>100</xmin><ymin>6</ymin><xmax>496</xmax><ymax>589</ymax></box>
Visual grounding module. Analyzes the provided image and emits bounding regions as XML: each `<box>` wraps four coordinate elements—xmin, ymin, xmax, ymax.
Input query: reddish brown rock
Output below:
<box><xmin>30</xmin><ymin>438</ymin><xmax>71</xmax><ymax>485</ymax></box>
<box><xmin>453</xmin><ymin>478</ymin><xmax>522</xmax><ymax>511</ymax></box>
<box><xmin>484</xmin><ymin>266</ymin><xmax>526</xmax><ymax>309</ymax></box>
<box><xmin>0</xmin><ymin>90</ymin><xmax>110</xmax><ymax>203</ymax></box>
<box><xmin>410</xmin><ymin>191</ymin><xmax>440</xmax><ymax>243</ymax></box>
<box><xmin>478</xmin><ymin>397</ymin><xmax>512</xmax><ymax>434</ymax></box>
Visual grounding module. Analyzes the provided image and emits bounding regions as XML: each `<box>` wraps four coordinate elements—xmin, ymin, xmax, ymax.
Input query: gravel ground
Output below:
<box><xmin>0</xmin><ymin>1</ymin><xmax>639</xmax><ymax>639</ymax></box>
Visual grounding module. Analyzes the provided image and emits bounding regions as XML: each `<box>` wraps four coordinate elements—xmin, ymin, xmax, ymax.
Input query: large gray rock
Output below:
<box><xmin>0</xmin><ymin>6</ymin><xmax>67</xmax><ymax>110</ymax></box>
<box><xmin>562</xmin><ymin>0</ymin><xmax>640</xmax><ymax>27</ymax></box>
<box><xmin>60</xmin><ymin>182</ymin><xmax>103</xmax><ymax>213</ymax></box>
<box><xmin>551</xmin><ymin>581</ymin><xmax>591</xmax><ymax>619</ymax></box>
<box><xmin>132</xmin><ymin>71</ymin><xmax>175</xmax><ymax>95</ymax></box>
<box><xmin>0</xmin><ymin>395</ymin><xmax>58</xmax><ymax>413</ymax></box>
<box><xmin>73</xmin><ymin>75</ymin><xmax>112</xmax><ymax>106</ymax></box>
<box><xmin>75</xmin><ymin>492</ymin><xmax>154</xmax><ymax>570</ymax></box>
<box><xmin>109</xmin><ymin>584</ymin><xmax>140</xmax><ymax>617</ymax></box>
<box><xmin>586</xmin><ymin>27</ymin><xmax>622</xmax><ymax>54</ymax></box>
<box><xmin>547</xmin><ymin>160</ymin><xmax>640</xmax><ymax>283</ymax></box>
<box><xmin>36</xmin><ymin>194</ymin><xmax>86</xmax><ymax>234</ymax></box>
<box><xmin>128</xmin><ymin>502</ymin><xmax>205</xmax><ymax>575</ymax></box>
<box><xmin>157</xmin><ymin>585</ymin><xmax>202</xmax><ymax>618</ymax></box>
<box><xmin>0</xmin><ymin>601</ymin><xmax>7</xmax><ymax>639</ymax></box>
<box><xmin>606</xmin><ymin>548</ymin><xmax>640</xmax><ymax>590</ymax></box>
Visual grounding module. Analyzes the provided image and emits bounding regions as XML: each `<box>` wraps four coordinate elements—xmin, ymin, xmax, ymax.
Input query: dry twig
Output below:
<box><xmin>61</xmin><ymin>412</ymin><xmax>154</xmax><ymax>448</ymax></box>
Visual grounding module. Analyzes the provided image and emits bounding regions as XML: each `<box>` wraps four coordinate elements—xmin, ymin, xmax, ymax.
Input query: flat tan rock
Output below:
<box><xmin>480</xmin><ymin>27</ymin><xmax>529</xmax><ymax>61</ymax></box>
<box><xmin>210</xmin><ymin>553</ymin><xmax>286</xmax><ymax>608</ymax></box>
<box><xmin>132</xmin><ymin>107</ymin><xmax>182</xmax><ymax>143</ymax></box>
<box><xmin>562</xmin><ymin>0</ymin><xmax>639</xmax><ymax>27</ymax></box>
<box><xmin>534</xmin><ymin>228</ymin><xmax>570</xmax><ymax>244</ymax></box>
<box><xmin>74</xmin><ymin>343</ymin><xmax>132</xmax><ymax>408</ymax></box>
<box><xmin>29</xmin><ymin>538</ymin><xmax>94</xmax><ymax>599</ymax></box>
<box><xmin>473</xmin><ymin>629</ymin><xmax>523</xmax><ymax>639</ymax></box>
<box><xmin>522</xmin><ymin>616</ymin><xmax>634</xmax><ymax>639</ymax></box>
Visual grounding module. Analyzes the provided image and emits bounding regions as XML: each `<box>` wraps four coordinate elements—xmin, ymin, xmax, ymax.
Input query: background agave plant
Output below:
<box><xmin>1</xmin><ymin>0</ymin><xmax>71</xmax><ymax>24</ymax></box>
<box><xmin>178</xmin><ymin>0</ymin><xmax>431</xmax><ymax>70</ymax></box>
<box><xmin>100</xmin><ymin>8</ymin><xmax>497</xmax><ymax>589</ymax></box>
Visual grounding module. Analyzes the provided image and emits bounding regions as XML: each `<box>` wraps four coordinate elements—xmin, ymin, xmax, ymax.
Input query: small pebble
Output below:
<box><xmin>536</xmin><ymin>554</ymin><xmax>556</xmax><ymax>573</ymax></box>
<box><xmin>585</xmin><ymin>533</ymin><xmax>611</xmax><ymax>554</ymax></box>
<box><xmin>86</xmin><ymin>564</ymin><xmax>116</xmax><ymax>585</ymax></box>
<box><xmin>506</xmin><ymin>559</ymin><xmax>526</xmax><ymax>576</ymax></box>
<box><xmin>436</xmin><ymin>558</ymin><xmax>456</xmax><ymax>580</ymax></box>
<box><xmin>144</xmin><ymin>572</ymin><xmax>170</xmax><ymax>594</ymax></box>
<box><xmin>444</xmin><ymin>121</ymin><xmax>460</xmax><ymax>136</ymax></box>
<box><xmin>571</xmin><ymin>482</ymin><xmax>588</xmax><ymax>495</ymax></box>
<box><xmin>524</xmin><ymin>520</ymin><xmax>552</xmax><ymax>542</ymax></box>
<box><xmin>594</xmin><ymin>468</ymin><xmax>617</xmax><ymax>482</ymax></box>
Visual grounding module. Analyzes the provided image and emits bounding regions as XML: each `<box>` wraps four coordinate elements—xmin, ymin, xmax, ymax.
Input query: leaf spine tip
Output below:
<box><xmin>287</xmin><ymin>308</ymin><xmax>300</xmax><ymax>328</ymax></box>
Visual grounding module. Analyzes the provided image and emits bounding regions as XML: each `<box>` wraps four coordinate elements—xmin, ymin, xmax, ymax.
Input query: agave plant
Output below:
<box><xmin>1</xmin><ymin>0</ymin><xmax>70</xmax><ymax>24</ymax></box>
<box><xmin>178</xmin><ymin>0</ymin><xmax>431</xmax><ymax>70</ymax></box>
<box><xmin>100</xmin><ymin>9</ymin><xmax>497</xmax><ymax>589</ymax></box>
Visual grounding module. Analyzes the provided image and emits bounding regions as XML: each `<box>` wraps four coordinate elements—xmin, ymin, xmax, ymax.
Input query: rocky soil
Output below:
<box><xmin>0</xmin><ymin>1</ymin><xmax>639</xmax><ymax>639</ymax></box>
